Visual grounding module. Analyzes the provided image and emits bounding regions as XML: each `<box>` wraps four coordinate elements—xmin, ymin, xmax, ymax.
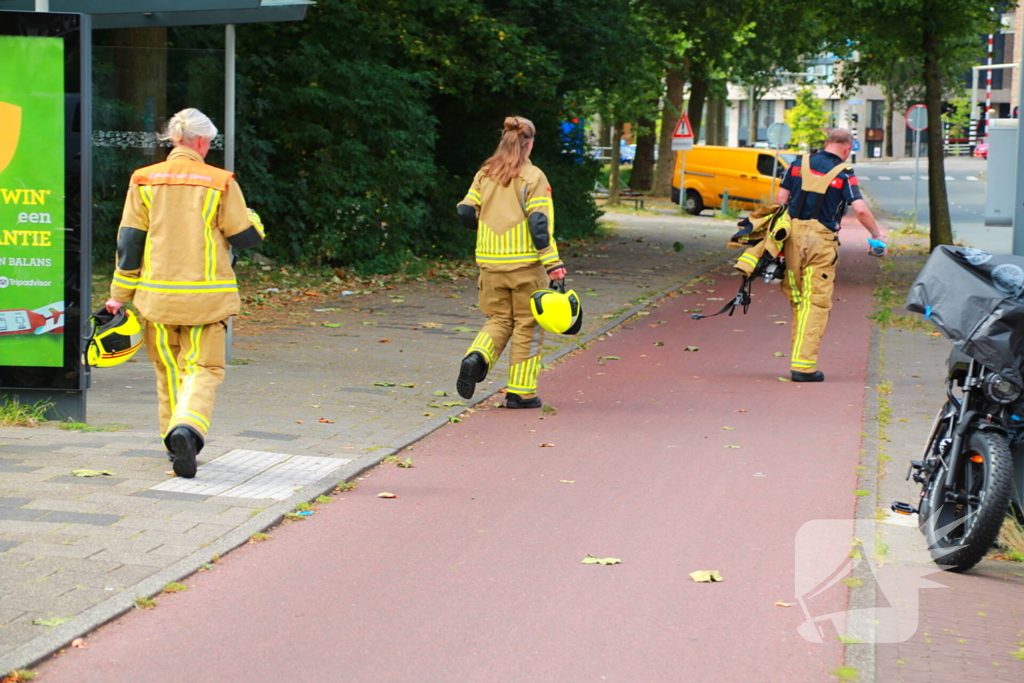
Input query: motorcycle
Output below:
<box><xmin>893</xmin><ymin>246</ymin><xmax>1024</xmax><ymax>572</ymax></box>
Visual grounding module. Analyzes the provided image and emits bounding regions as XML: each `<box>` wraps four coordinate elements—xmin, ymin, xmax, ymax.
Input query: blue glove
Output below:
<box><xmin>867</xmin><ymin>238</ymin><xmax>887</xmax><ymax>257</ymax></box>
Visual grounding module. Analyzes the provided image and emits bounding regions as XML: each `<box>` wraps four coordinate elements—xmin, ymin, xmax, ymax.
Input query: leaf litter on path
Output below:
<box><xmin>582</xmin><ymin>555</ymin><xmax>621</xmax><ymax>565</ymax></box>
<box><xmin>690</xmin><ymin>570</ymin><xmax>723</xmax><ymax>582</ymax></box>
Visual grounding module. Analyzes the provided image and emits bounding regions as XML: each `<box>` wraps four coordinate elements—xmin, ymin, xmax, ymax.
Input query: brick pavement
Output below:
<box><xmin>858</xmin><ymin>248</ymin><xmax>1024</xmax><ymax>682</ymax></box>
<box><xmin>0</xmin><ymin>208</ymin><xmax>738</xmax><ymax>670</ymax></box>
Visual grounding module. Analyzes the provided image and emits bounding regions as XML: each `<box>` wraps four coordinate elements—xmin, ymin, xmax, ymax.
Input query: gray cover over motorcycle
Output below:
<box><xmin>905</xmin><ymin>245</ymin><xmax>1024</xmax><ymax>388</ymax></box>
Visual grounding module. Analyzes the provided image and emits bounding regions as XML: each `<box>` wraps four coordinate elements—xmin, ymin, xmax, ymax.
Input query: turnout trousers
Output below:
<box><xmin>466</xmin><ymin>264</ymin><xmax>547</xmax><ymax>398</ymax></box>
<box><xmin>780</xmin><ymin>219</ymin><xmax>839</xmax><ymax>373</ymax></box>
<box><xmin>144</xmin><ymin>319</ymin><xmax>227</xmax><ymax>440</ymax></box>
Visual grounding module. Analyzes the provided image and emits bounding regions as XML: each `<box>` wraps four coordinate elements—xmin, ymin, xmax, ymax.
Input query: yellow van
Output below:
<box><xmin>671</xmin><ymin>146</ymin><xmax>798</xmax><ymax>215</ymax></box>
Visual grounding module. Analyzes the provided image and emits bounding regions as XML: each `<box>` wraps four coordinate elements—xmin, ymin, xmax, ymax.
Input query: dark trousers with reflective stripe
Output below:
<box><xmin>144</xmin><ymin>319</ymin><xmax>226</xmax><ymax>439</ymax></box>
<box><xmin>468</xmin><ymin>264</ymin><xmax>547</xmax><ymax>398</ymax></box>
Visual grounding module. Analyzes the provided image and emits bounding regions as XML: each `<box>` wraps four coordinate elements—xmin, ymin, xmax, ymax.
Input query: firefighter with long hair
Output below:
<box><xmin>105</xmin><ymin>108</ymin><xmax>265</xmax><ymax>478</ymax></box>
<box><xmin>455</xmin><ymin>116</ymin><xmax>566</xmax><ymax>408</ymax></box>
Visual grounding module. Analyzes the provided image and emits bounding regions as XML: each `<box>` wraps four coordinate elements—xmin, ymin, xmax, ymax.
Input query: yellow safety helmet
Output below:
<box><xmin>85</xmin><ymin>307</ymin><xmax>143</xmax><ymax>368</ymax></box>
<box><xmin>530</xmin><ymin>285</ymin><xmax>583</xmax><ymax>335</ymax></box>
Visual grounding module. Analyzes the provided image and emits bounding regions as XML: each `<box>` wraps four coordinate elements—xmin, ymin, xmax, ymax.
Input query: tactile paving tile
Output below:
<box><xmin>149</xmin><ymin>449</ymin><xmax>350</xmax><ymax>500</ymax></box>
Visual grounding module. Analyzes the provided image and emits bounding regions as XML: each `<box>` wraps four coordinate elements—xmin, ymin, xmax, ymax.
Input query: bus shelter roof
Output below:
<box><xmin>0</xmin><ymin>0</ymin><xmax>312</xmax><ymax>28</ymax></box>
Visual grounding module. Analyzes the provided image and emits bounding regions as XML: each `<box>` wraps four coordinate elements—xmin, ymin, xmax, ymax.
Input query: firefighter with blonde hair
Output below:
<box><xmin>105</xmin><ymin>108</ymin><xmax>266</xmax><ymax>477</ymax></box>
<box><xmin>455</xmin><ymin>116</ymin><xmax>566</xmax><ymax>408</ymax></box>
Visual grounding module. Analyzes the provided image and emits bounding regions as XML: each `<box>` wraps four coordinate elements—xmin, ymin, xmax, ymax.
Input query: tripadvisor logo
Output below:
<box><xmin>0</xmin><ymin>101</ymin><xmax>22</xmax><ymax>175</ymax></box>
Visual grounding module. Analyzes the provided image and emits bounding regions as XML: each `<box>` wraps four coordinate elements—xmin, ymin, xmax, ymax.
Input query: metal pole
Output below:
<box><xmin>225</xmin><ymin>24</ymin><xmax>236</xmax><ymax>361</ymax></box>
<box><xmin>225</xmin><ymin>25</ymin><xmax>236</xmax><ymax>173</ymax></box>
<box><xmin>913</xmin><ymin>129</ymin><xmax>921</xmax><ymax>225</ymax></box>
<box><xmin>770</xmin><ymin>145</ymin><xmax>780</xmax><ymax>200</ymax></box>
<box><xmin>1012</xmin><ymin>25</ymin><xmax>1024</xmax><ymax>254</ymax></box>
<box><xmin>34</xmin><ymin>0</ymin><xmax>49</xmax><ymax>10</ymax></box>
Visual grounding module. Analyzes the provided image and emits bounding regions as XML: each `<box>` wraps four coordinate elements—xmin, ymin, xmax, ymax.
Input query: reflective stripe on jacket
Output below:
<box><xmin>459</xmin><ymin>162</ymin><xmax>563</xmax><ymax>273</ymax></box>
<box><xmin>110</xmin><ymin>147</ymin><xmax>253</xmax><ymax>324</ymax></box>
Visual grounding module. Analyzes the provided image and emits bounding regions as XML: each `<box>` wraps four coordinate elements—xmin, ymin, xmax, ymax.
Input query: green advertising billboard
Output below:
<box><xmin>0</xmin><ymin>35</ymin><xmax>66</xmax><ymax>368</ymax></box>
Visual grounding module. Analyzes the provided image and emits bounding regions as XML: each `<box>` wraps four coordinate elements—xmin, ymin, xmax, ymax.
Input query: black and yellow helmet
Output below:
<box><xmin>530</xmin><ymin>286</ymin><xmax>583</xmax><ymax>335</ymax></box>
<box><xmin>85</xmin><ymin>307</ymin><xmax>143</xmax><ymax>368</ymax></box>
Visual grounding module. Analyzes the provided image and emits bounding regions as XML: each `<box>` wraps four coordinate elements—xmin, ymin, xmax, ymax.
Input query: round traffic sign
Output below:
<box><xmin>767</xmin><ymin>121</ymin><xmax>792</xmax><ymax>147</ymax></box>
<box><xmin>906</xmin><ymin>104</ymin><xmax>928</xmax><ymax>131</ymax></box>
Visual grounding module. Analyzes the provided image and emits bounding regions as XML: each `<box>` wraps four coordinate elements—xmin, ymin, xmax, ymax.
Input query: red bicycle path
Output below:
<box><xmin>36</xmin><ymin>230</ymin><xmax>878</xmax><ymax>683</ymax></box>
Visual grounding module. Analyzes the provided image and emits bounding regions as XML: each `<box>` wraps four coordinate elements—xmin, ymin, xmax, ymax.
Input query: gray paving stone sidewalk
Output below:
<box><xmin>848</xmin><ymin>245</ymin><xmax>1024</xmax><ymax>682</ymax></box>
<box><xmin>0</xmin><ymin>209</ymin><xmax>737</xmax><ymax>670</ymax></box>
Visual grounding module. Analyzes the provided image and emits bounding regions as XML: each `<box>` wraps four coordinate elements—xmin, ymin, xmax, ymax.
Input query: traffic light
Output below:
<box><xmin>851</xmin><ymin>113</ymin><xmax>859</xmax><ymax>123</ymax></box>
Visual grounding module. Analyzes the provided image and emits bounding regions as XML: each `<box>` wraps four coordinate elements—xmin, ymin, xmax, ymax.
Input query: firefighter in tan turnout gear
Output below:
<box><xmin>104</xmin><ymin>108</ymin><xmax>266</xmax><ymax>478</ymax></box>
<box><xmin>774</xmin><ymin>128</ymin><xmax>886</xmax><ymax>382</ymax></box>
<box><xmin>455</xmin><ymin>116</ymin><xmax>566</xmax><ymax>408</ymax></box>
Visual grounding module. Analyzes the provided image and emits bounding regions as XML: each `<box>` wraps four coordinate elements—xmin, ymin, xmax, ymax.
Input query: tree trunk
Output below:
<box><xmin>923</xmin><ymin>31</ymin><xmax>952</xmax><ymax>248</ymax></box>
<box><xmin>112</xmin><ymin>28</ymin><xmax>169</xmax><ymax>161</ymax></box>
<box><xmin>884</xmin><ymin>93</ymin><xmax>894</xmax><ymax>158</ymax></box>
<box><xmin>687</xmin><ymin>73</ymin><xmax>709</xmax><ymax>145</ymax></box>
<box><xmin>630</xmin><ymin>108</ymin><xmax>657</xmax><ymax>192</ymax></box>
<box><xmin>607</xmin><ymin>123</ymin><xmax>624</xmax><ymax>206</ymax></box>
<box><xmin>652</xmin><ymin>68</ymin><xmax>685</xmax><ymax>198</ymax></box>
<box><xmin>706</xmin><ymin>98</ymin><xmax>727</xmax><ymax>145</ymax></box>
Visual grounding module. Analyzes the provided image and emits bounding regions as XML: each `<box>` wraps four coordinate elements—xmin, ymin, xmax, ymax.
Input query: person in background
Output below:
<box><xmin>455</xmin><ymin>116</ymin><xmax>566</xmax><ymax>408</ymax></box>
<box><xmin>105</xmin><ymin>108</ymin><xmax>265</xmax><ymax>477</ymax></box>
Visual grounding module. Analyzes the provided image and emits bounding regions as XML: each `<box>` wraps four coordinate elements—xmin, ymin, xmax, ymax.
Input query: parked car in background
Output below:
<box><xmin>974</xmin><ymin>142</ymin><xmax>989</xmax><ymax>159</ymax></box>
<box><xmin>671</xmin><ymin>145</ymin><xmax>797</xmax><ymax>215</ymax></box>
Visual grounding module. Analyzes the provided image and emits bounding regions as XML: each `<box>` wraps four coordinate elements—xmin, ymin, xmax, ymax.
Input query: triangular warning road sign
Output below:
<box><xmin>673</xmin><ymin>113</ymin><xmax>694</xmax><ymax>139</ymax></box>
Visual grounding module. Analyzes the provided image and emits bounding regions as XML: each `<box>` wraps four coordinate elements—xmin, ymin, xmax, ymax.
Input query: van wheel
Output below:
<box><xmin>684</xmin><ymin>190</ymin><xmax>703</xmax><ymax>215</ymax></box>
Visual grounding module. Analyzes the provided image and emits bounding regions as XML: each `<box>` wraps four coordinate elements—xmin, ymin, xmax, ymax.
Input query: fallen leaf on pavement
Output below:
<box><xmin>725</xmin><ymin>445</ymin><xmax>741</xmax><ymax>449</ymax></box>
<box><xmin>317</xmin><ymin>418</ymin><xmax>335</xmax><ymax>423</ymax></box>
<box><xmin>452</xmin><ymin>327</ymin><xmax>474</xmax><ymax>332</ymax></box>
<box><xmin>559</xmin><ymin>480</ymin><xmax>575</xmax><ymax>483</ymax></box>
<box><xmin>582</xmin><ymin>555</ymin><xmax>621</xmax><ymax>565</ymax></box>
<box><xmin>377</xmin><ymin>492</ymin><xmax>397</xmax><ymax>498</ymax></box>
<box><xmin>71</xmin><ymin>638</ymin><xmax>87</xmax><ymax>648</ymax></box>
<box><xmin>777</xmin><ymin>377</ymin><xmax>791</xmax><ymax>382</ymax></box>
<box><xmin>653</xmin><ymin>342</ymin><xmax>665</xmax><ymax>346</ymax></box>
<box><xmin>433</xmin><ymin>390</ymin><xmax>447</xmax><ymax>397</ymax></box>
<box><xmin>774</xmin><ymin>601</ymin><xmax>794</xmax><ymax>607</ymax></box>
<box><xmin>378</xmin><ymin>339</ymin><xmax>391</xmax><ymax>343</ymax></box>
<box><xmin>420</xmin><ymin>322</ymin><xmax>443</xmax><ymax>328</ymax></box>
<box><xmin>32</xmin><ymin>617</ymin><xmax>71</xmax><ymax>627</ymax></box>
<box><xmin>722</xmin><ymin>427</ymin><xmax>735</xmax><ymax>430</ymax></box>
<box><xmin>774</xmin><ymin>321</ymin><xmax>787</xmax><ymax>325</ymax></box>
<box><xmin>400</xmin><ymin>383</ymin><xmax>415</xmax><ymax>388</ymax></box>
<box><xmin>375</xmin><ymin>381</ymin><xmax>396</xmax><ymax>387</ymax></box>
<box><xmin>773</xmin><ymin>352</ymin><xmax>785</xmax><ymax>357</ymax></box>
<box><xmin>72</xmin><ymin>469</ymin><xmax>115</xmax><ymax>477</ymax></box>
<box><xmin>930</xmin><ymin>332</ymin><xmax>941</xmax><ymax>337</ymax></box>
<box><xmin>165</xmin><ymin>470</ymin><xmax>173</xmax><ymax>475</ymax></box>
<box><xmin>322</xmin><ymin>323</ymin><xmax>342</xmax><ymax>328</ymax></box>
<box><xmin>689</xmin><ymin>570</ymin><xmax>723</xmax><ymax>582</ymax></box>
<box><xmin>296</xmin><ymin>420</ymin><xmax>304</xmax><ymax>424</ymax></box>
<box><xmin>684</xmin><ymin>346</ymin><xmax>699</xmax><ymax>352</ymax></box>
<box><xmin>540</xmin><ymin>443</ymin><xmax>555</xmax><ymax>447</ymax></box>
<box><xmin>599</xmin><ymin>356</ymin><xmax>621</xmax><ymax>360</ymax></box>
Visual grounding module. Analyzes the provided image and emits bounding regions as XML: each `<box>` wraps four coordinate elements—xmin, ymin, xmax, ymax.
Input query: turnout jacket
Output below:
<box><xmin>458</xmin><ymin>161</ymin><xmax>564</xmax><ymax>273</ymax></box>
<box><xmin>110</xmin><ymin>147</ymin><xmax>265</xmax><ymax>325</ymax></box>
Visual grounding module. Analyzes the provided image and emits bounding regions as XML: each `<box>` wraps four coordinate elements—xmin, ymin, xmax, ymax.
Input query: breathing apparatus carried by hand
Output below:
<box><xmin>691</xmin><ymin>203</ymin><xmax>789</xmax><ymax>321</ymax></box>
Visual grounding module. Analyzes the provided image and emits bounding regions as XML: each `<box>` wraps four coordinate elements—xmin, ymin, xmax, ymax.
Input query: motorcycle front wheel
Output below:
<box><xmin>922</xmin><ymin>430</ymin><xmax>1013</xmax><ymax>572</ymax></box>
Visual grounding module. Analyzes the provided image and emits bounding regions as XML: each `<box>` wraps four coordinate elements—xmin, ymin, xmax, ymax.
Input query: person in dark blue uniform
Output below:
<box><xmin>773</xmin><ymin>128</ymin><xmax>887</xmax><ymax>382</ymax></box>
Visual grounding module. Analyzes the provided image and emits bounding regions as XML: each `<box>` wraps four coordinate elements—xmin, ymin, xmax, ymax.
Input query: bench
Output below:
<box><xmin>625</xmin><ymin>197</ymin><xmax>645</xmax><ymax>210</ymax></box>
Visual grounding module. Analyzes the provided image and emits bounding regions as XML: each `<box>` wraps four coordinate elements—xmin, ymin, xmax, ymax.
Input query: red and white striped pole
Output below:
<box><xmin>985</xmin><ymin>25</ymin><xmax>994</xmax><ymax>137</ymax></box>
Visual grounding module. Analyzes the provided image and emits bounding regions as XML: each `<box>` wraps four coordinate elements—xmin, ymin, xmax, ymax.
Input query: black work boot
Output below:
<box><xmin>457</xmin><ymin>352</ymin><xmax>488</xmax><ymax>399</ymax></box>
<box><xmin>791</xmin><ymin>370</ymin><xmax>825</xmax><ymax>383</ymax></box>
<box><xmin>505</xmin><ymin>393</ymin><xmax>543</xmax><ymax>409</ymax></box>
<box><xmin>165</xmin><ymin>425</ymin><xmax>204</xmax><ymax>479</ymax></box>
